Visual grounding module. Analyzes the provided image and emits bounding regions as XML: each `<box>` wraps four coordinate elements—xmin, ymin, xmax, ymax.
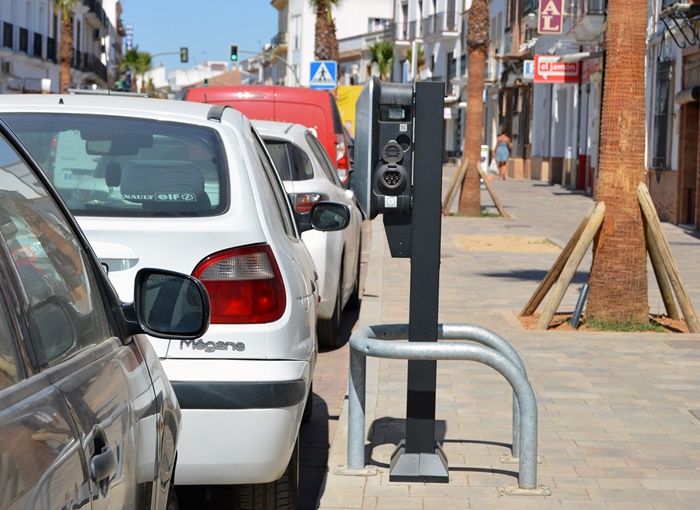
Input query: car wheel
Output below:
<box><xmin>232</xmin><ymin>438</ymin><xmax>299</xmax><ymax>510</ymax></box>
<box><xmin>345</xmin><ymin>244</ymin><xmax>362</xmax><ymax>311</ymax></box>
<box><xmin>301</xmin><ymin>382</ymin><xmax>313</xmax><ymax>424</ymax></box>
<box><xmin>317</xmin><ymin>276</ymin><xmax>342</xmax><ymax>349</ymax></box>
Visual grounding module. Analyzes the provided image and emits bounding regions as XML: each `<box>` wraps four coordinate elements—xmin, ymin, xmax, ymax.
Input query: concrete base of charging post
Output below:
<box><xmin>341</xmin><ymin>323</ymin><xmax>551</xmax><ymax>496</ymax></box>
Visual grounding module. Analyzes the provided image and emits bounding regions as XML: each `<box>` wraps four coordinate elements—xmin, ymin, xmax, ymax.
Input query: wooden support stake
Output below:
<box><xmin>442</xmin><ymin>158</ymin><xmax>469</xmax><ymax>215</ymax></box>
<box><xmin>476</xmin><ymin>165</ymin><xmax>509</xmax><ymax>218</ymax></box>
<box><xmin>645</xmin><ymin>220</ymin><xmax>681</xmax><ymax>320</ymax></box>
<box><xmin>521</xmin><ymin>204</ymin><xmax>596</xmax><ymax>316</ymax></box>
<box><xmin>536</xmin><ymin>201</ymin><xmax>606</xmax><ymax>330</ymax></box>
<box><xmin>638</xmin><ymin>183</ymin><xmax>700</xmax><ymax>333</ymax></box>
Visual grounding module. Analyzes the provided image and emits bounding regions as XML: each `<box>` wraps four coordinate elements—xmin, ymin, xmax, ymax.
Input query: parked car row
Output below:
<box><xmin>0</xmin><ymin>87</ymin><xmax>362</xmax><ymax>509</ymax></box>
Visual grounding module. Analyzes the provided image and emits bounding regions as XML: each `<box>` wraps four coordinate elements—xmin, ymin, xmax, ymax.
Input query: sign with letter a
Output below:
<box><xmin>538</xmin><ymin>0</ymin><xmax>563</xmax><ymax>34</ymax></box>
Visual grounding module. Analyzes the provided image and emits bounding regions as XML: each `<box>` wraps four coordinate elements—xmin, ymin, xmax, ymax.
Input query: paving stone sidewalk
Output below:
<box><xmin>317</xmin><ymin>166</ymin><xmax>700</xmax><ymax>510</ymax></box>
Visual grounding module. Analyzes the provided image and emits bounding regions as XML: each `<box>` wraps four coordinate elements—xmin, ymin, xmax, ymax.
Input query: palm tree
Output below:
<box><xmin>368</xmin><ymin>40</ymin><xmax>394</xmax><ymax>81</ymax></box>
<box><xmin>310</xmin><ymin>0</ymin><xmax>341</xmax><ymax>62</ymax></box>
<box><xmin>54</xmin><ymin>0</ymin><xmax>79</xmax><ymax>93</ymax></box>
<box><xmin>406</xmin><ymin>42</ymin><xmax>426</xmax><ymax>76</ymax></box>
<box><xmin>118</xmin><ymin>46</ymin><xmax>152</xmax><ymax>94</ymax></box>
<box><xmin>586</xmin><ymin>0</ymin><xmax>649</xmax><ymax>323</ymax></box>
<box><xmin>458</xmin><ymin>0</ymin><xmax>489</xmax><ymax>216</ymax></box>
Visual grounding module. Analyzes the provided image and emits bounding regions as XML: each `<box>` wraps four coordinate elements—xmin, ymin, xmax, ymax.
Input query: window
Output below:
<box><xmin>0</xmin><ymin>132</ymin><xmax>114</xmax><ymax>368</ymax></box>
<box><xmin>652</xmin><ymin>59</ymin><xmax>673</xmax><ymax>169</ymax></box>
<box><xmin>291</xmin><ymin>145</ymin><xmax>315</xmax><ymax>181</ymax></box>
<box><xmin>291</xmin><ymin>14</ymin><xmax>301</xmax><ymax>51</ymax></box>
<box><xmin>251</xmin><ymin>130</ymin><xmax>298</xmax><ymax>238</ymax></box>
<box><xmin>0</xmin><ymin>292</ymin><xmax>22</xmax><ymax>390</ymax></box>
<box><xmin>305</xmin><ymin>133</ymin><xmax>342</xmax><ymax>187</ymax></box>
<box><xmin>3</xmin><ymin>113</ymin><xmax>228</xmax><ymax>218</ymax></box>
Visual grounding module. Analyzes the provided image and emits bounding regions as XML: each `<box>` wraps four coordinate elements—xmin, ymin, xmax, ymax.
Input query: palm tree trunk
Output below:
<box><xmin>59</xmin><ymin>15</ymin><xmax>73</xmax><ymax>93</ymax></box>
<box><xmin>586</xmin><ymin>0</ymin><xmax>648</xmax><ymax>322</ymax></box>
<box><xmin>458</xmin><ymin>0</ymin><xmax>489</xmax><ymax>216</ymax></box>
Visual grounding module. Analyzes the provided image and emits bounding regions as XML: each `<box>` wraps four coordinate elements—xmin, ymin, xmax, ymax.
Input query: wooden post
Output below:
<box><xmin>521</xmin><ymin>204</ymin><xmax>595</xmax><ymax>316</ymax></box>
<box><xmin>442</xmin><ymin>158</ymin><xmax>468</xmax><ymax>215</ymax></box>
<box><xmin>476</xmin><ymin>165</ymin><xmax>509</xmax><ymax>218</ymax></box>
<box><xmin>638</xmin><ymin>183</ymin><xmax>700</xmax><ymax>333</ymax></box>
<box><xmin>645</xmin><ymin>220</ymin><xmax>680</xmax><ymax>320</ymax></box>
<box><xmin>536</xmin><ymin>201</ymin><xmax>606</xmax><ymax>330</ymax></box>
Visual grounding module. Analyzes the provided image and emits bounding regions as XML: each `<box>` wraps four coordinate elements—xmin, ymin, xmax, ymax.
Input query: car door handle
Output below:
<box><xmin>90</xmin><ymin>445</ymin><xmax>116</xmax><ymax>482</ymax></box>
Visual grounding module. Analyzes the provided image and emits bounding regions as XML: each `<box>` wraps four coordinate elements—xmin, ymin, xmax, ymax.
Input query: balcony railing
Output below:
<box><xmin>524</xmin><ymin>0</ymin><xmax>537</xmax><ymax>15</ymax></box>
<box><xmin>84</xmin><ymin>0</ymin><xmax>108</xmax><ymax>27</ymax></box>
<box><xmin>74</xmin><ymin>50</ymin><xmax>108</xmax><ymax>82</ymax></box>
<box><xmin>2</xmin><ymin>22</ymin><xmax>13</xmax><ymax>50</ymax></box>
<box><xmin>408</xmin><ymin>20</ymin><xmax>418</xmax><ymax>39</ymax></box>
<box><xmin>271</xmin><ymin>32</ymin><xmax>287</xmax><ymax>46</ymax></box>
<box><xmin>569</xmin><ymin>0</ymin><xmax>607</xmax><ymax>34</ymax></box>
<box><xmin>422</xmin><ymin>11</ymin><xmax>458</xmax><ymax>37</ymax></box>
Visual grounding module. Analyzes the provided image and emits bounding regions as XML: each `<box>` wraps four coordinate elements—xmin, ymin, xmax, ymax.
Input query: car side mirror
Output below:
<box><xmin>133</xmin><ymin>269</ymin><xmax>210</xmax><ymax>339</ymax></box>
<box><xmin>295</xmin><ymin>201</ymin><xmax>351</xmax><ymax>234</ymax></box>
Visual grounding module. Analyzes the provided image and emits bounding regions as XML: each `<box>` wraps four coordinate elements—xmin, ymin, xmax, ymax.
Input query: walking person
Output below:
<box><xmin>493</xmin><ymin>129</ymin><xmax>512</xmax><ymax>180</ymax></box>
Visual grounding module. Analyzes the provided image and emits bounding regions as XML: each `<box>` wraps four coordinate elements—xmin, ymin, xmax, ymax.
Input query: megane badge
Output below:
<box><xmin>180</xmin><ymin>340</ymin><xmax>246</xmax><ymax>352</ymax></box>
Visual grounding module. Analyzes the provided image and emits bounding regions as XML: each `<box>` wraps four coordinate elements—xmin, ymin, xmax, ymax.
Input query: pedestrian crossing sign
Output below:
<box><xmin>309</xmin><ymin>61</ymin><xmax>337</xmax><ymax>90</ymax></box>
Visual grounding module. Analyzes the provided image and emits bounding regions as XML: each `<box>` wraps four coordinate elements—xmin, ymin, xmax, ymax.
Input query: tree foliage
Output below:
<box><xmin>309</xmin><ymin>0</ymin><xmax>340</xmax><ymax>62</ymax></box>
<box><xmin>368</xmin><ymin>40</ymin><xmax>395</xmax><ymax>81</ymax></box>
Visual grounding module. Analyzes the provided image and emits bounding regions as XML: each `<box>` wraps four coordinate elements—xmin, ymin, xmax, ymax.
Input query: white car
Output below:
<box><xmin>0</xmin><ymin>95</ymin><xmax>350</xmax><ymax>509</ymax></box>
<box><xmin>253</xmin><ymin>120</ymin><xmax>363</xmax><ymax>348</ymax></box>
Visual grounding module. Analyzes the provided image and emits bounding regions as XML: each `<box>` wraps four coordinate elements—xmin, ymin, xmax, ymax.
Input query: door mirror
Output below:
<box><xmin>134</xmin><ymin>269</ymin><xmax>210</xmax><ymax>339</ymax></box>
<box><xmin>295</xmin><ymin>201</ymin><xmax>350</xmax><ymax>233</ymax></box>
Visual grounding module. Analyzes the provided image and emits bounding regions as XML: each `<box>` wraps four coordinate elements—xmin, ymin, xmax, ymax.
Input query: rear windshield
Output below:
<box><xmin>2</xmin><ymin>113</ymin><xmax>228</xmax><ymax>217</ymax></box>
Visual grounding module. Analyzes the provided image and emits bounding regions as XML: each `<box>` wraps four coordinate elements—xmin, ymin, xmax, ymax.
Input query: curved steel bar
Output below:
<box><xmin>348</xmin><ymin>325</ymin><xmax>540</xmax><ymax>490</ymax></box>
<box><xmin>353</xmin><ymin>323</ymin><xmax>527</xmax><ymax>457</ymax></box>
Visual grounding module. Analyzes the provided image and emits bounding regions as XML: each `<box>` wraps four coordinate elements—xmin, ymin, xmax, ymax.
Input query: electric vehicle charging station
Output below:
<box><xmin>347</xmin><ymin>77</ymin><xmax>545</xmax><ymax>492</ymax></box>
<box><xmin>355</xmin><ymin>76</ymin><xmax>449</xmax><ymax>481</ymax></box>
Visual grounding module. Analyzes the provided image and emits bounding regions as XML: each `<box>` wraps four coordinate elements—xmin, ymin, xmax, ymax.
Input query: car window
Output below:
<box><xmin>291</xmin><ymin>145</ymin><xmax>315</xmax><ymax>181</ymax></box>
<box><xmin>0</xmin><ymin>291</ymin><xmax>22</xmax><ymax>390</ymax></box>
<box><xmin>0</xmin><ymin>132</ymin><xmax>114</xmax><ymax>368</ymax></box>
<box><xmin>264</xmin><ymin>141</ymin><xmax>293</xmax><ymax>181</ymax></box>
<box><xmin>251</xmin><ymin>129</ymin><xmax>298</xmax><ymax>238</ymax></box>
<box><xmin>3</xmin><ymin>113</ymin><xmax>228</xmax><ymax>218</ymax></box>
<box><xmin>306</xmin><ymin>132</ymin><xmax>343</xmax><ymax>187</ymax></box>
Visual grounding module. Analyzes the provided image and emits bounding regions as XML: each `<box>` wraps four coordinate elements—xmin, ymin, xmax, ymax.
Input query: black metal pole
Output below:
<box><xmin>390</xmin><ymin>80</ymin><xmax>448</xmax><ymax>482</ymax></box>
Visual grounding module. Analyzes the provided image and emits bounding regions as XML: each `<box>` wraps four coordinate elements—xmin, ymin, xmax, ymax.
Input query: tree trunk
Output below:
<box><xmin>586</xmin><ymin>0</ymin><xmax>648</xmax><ymax>322</ymax></box>
<box><xmin>59</xmin><ymin>15</ymin><xmax>73</xmax><ymax>93</ymax></box>
<box><xmin>314</xmin><ymin>0</ymin><xmax>338</xmax><ymax>62</ymax></box>
<box><xmin>458</xmin><ymin>0</ymin><xmax>489</xmax><ymax>216</ymax></box>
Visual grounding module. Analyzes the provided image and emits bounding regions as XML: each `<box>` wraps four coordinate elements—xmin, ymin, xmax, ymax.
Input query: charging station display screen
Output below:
<box><xmin>380</xmin><ymin>105</ymin><xmax>410</xmax><ymax>121</ymax></box>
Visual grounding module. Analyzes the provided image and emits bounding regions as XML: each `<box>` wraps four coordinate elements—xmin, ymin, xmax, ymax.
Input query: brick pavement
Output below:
<box><xmin>316</xmin><ymin>166</ymin><xmax>700</xmax><ymax>509</ymax></box>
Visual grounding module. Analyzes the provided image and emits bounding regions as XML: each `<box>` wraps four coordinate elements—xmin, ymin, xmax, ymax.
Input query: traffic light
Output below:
<box><xmin>180</xmin><ymin>47</ymin><xmax>188</xmax><ymax>63</ymax></box>
<box><xmin>229</xmin><ymin>45</ymin><xmax>238</xmax><ymax>62</ymax></box>
<box><xmin>203</xmin><ymin>78</ymin><xmax>209</xmax><ymax>87</ymax></box>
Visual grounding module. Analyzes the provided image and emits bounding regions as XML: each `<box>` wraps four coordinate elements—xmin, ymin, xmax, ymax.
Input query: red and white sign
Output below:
<box><xmin>534</xmin><ymin>56</ymin><xmax>580</xmax><ymax>83</ymax></box>
<box><xmin>538</xmin><ymin>0</ymin><xmax>563</xmax><ymax>34</ymax></box>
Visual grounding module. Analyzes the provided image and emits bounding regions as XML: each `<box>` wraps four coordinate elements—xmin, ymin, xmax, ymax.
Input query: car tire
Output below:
<box><xmin>301</xmin><ymin>382</ymin><xmax>313</xmax><ymax>424</ymax></box>
<box><xmin>317</xmin><ymin>275</ymin><xmax>342</xmax><ymax>349</ymax></box>
<box><xmin>345</xmin><ymin>244</ymin><xmax>362</xmax><ymax>311</ymax></box>
<box><xmin>232</xmin><ymin>438</ymin><xmax>299</xmax><ymax>510</ymax></box>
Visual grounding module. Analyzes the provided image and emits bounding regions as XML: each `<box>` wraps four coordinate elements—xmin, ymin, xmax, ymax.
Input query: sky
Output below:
<box><xmin>119</xmin><ymin>0</ymin><xmax>279</xmax><ymax>73</ymax></box>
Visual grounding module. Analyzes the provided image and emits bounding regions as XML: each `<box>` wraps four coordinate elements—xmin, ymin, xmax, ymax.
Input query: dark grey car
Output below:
<box><xmin>0</xmin><ymin>118</ymin><xmax>210</xmax><ymax>509</ymax></box>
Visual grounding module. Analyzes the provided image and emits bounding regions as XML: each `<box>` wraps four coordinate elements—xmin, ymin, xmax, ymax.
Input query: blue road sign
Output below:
<box><xmin>309</xmin><ymin>61</ymin><xmax>337</xmax><ymax>90</ymax></box>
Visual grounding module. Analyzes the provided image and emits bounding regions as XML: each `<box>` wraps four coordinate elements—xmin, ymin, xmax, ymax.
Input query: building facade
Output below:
<box><xmin>0</xmin><ymin>0</ymin><xmax>123</xmax><ymax>93</ymax></box>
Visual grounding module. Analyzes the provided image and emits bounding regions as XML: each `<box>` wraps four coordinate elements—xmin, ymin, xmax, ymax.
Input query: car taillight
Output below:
<box><xmin>292</xmin><ymin>193</ymin><xmax>328</xmax><ymax>214</ymax></box>
<box><xmin>192</xmin><ymin>245</ymin><xmax>286</xmax><ymax>324</ymax></box>
<box><xmin>335</xmin><ymin>133</ymin><xmax>349</xmax><ymax>184</ymax></box>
